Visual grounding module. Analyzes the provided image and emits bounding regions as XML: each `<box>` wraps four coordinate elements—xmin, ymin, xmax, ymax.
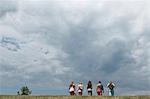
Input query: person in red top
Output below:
<box><xmin>69</xmin><ymin>81</ymin><xmax>75</xmax><ymax>95</ymax></box>
<box><xmin>96</xmin><ymin>81</ymin><xmax>104</xmax><ymax>96</ymax></box>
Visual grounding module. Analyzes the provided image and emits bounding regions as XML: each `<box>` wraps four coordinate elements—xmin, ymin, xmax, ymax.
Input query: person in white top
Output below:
<box><xmin>107</xmin><ymin>81</ymin><xmax>115</xmax><ymax>96</ymax></box>
<box><xmin>77</xmin><ymin>82</ymin><xmax>84</xmax><ymax>96</ymax></box>
<box><xmin>69</xmin><ymin>81</ymin><xmax>75</xmax><ymax>96</ymax></box>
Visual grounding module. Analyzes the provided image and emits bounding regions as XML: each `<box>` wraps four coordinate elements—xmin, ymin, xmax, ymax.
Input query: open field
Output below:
<box><xmin>0</xmin><ymin>96</ymin><xmax>149</xmax><ymax>99</ymax></box>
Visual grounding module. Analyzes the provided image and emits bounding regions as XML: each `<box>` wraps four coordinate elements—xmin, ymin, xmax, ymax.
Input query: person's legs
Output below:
<box><xmin>111</xmin><ymin>90</ymin><xmax>114</xmax><ymax>96</ymax></box>
<box><xmin>81</xmin><ymin>90</ymin><xmax>83</xmax><ymax>96</ymax></box>
<box><xmin>100</xmin><ymin>91</ymin><xmax>102</xmax><ymax>96</ymax></box>
<box><xmin>88</xmin><ymin>91</ymin><xmax>90</xmax><ymax>96</ymax></box>
<box><xmin>97</xmin><ymin>92</ymin><xmax>100</xmax><ymax>96</ymax></box>
<box><xmin>88</xmin><ymin>91</ymin><xmax>92</xmax><ymax>96</ymax></box>
<box><xmin>109</xmin><ymin>90</ymin><xmax>114</xmax><ymax>96</ymax></box>
<box><xmin>70</xmin><ymin>91</ymin><xmax>74</xmax><ymax>96</ymax></box>
<box><xmin>78</xmin><ymin>92</ymin><xmax>81</xmax><ymax>96</ymax></box>
<box><xmin>80</xmin><ymin>92</ymin><xmax>82</xmax><ymax>96</ymax></box>
<box><xmin>90</xmin><ymin>91</ymin><xmax>92</xmax><ymax>96</ymax></box>
<box><xmin>70</xmin><ymin>92</ymin><xmax>72</xmax><ymax>95</ymax></box>
<box><xmin>108</xmin><ymin>90</ymin><xmax>112</xmax><ymax>96</ymax></box>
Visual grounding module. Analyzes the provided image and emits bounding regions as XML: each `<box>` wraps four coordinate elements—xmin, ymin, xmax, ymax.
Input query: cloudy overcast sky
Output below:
<box><xmin>0</xmin><ymin>0</ymin><xmax>150</xmax><ymax>96</ymax></box>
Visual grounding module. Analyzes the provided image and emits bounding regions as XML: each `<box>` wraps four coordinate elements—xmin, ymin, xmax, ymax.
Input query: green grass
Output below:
<box><xmin>0</xmin><ymin>95</ymin><xmax>150</xmax><ymax>99</ymax></box>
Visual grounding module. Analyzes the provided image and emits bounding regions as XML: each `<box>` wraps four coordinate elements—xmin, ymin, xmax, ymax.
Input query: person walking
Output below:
<box><xmin>69</xmin><ymin>81</ymin><xmax>75</xmax><ymax>96</ymax></box>
<box><xmin>96</xmin><ymin>81</ymin><xmax>104</xmax><ymax>96</ymax></box>
<box><xmin>77</xmin><ymin>82</ymin><xmax>84</xmax><ymax>96</ymax></box>
<box><xmin>107</xmin><ymin>81</ymin><xmax>115</xmax><ymax>96</ymax></box>
<box><xmin>87</xmin><ymin>80</ymin><xmax>92</xmax><ymax>96</ymax></box>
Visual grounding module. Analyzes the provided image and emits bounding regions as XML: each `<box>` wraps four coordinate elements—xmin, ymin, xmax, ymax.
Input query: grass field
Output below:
<box><xmin>0</xmin><ymin>96</ymin><xmax>150</xmax><ymax>99</ymax></box>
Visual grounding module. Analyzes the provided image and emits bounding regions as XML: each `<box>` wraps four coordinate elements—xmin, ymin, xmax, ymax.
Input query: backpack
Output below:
<box><xmin>108</xmin><ymin>84</ymin><xmax>114</xmax><ymax>90</ymax></box>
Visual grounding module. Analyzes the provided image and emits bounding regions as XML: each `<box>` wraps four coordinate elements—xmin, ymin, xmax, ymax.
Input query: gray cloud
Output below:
<box><xmin>0</xmin><ymin>0</ymin><xmax>18</xmax><ymax>18</ymax></box>
<box><xmin>0</xmin><ymin>0</ymin><xmax>150</xmax><ymax>95</ymax></box>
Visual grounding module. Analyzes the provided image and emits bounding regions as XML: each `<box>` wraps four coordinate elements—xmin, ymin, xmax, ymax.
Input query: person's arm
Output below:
<box><xmin>113</xmin><ymin>83</ymin><xmax>115</xmax><ymax>86</ymax></box>
<box><xmin>112</xmin><ymin>83</ymin><xmax>115</xmax><ymax>88</ymax></box>
<box><xmin>74</xmin><ymin>86</ymin><xmax>75</xmax><ymax>91</ymax></box>
<box><xmin>107</xmin><ymin>83</ymin><xmax>110</xmax><ymax>88</ymax></box>
<box><xmin>102</xmin><ymin>85</ymin><xmax>104</xmax><ymax>93</ymax></box>
<box><xmin>96</xmin><ymin>86</ymin><xmax>99</xmax><ymax>92</ymax></box>
<box><xmin>77</xmin><ymin>85</ymin><xmax>80</xmax><ymax>90</ymax></box>
<box><xmin>69</xmin><ymin>85</ymin><xmax>71</xmax><ymax>90</ymax></box>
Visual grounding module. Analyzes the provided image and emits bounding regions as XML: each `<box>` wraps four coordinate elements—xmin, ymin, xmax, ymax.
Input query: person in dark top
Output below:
<box><xmin>87</xmin><ymin>80</ymin><xmax>92</xmax><ymax>96</ymax></box>
<box><xmin>107</xmin><ymin>81</ymin><xmax>115</xmax><ymax>96</ymax></box>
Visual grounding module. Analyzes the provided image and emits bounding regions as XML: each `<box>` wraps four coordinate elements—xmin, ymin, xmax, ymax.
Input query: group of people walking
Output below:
<box><xmin>69</xmin><ymin>81</ymin><xmax>115</xmax><ymax>96</ymax></box>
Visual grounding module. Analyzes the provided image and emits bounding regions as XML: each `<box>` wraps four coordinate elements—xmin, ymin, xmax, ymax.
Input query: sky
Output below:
<box><xmin>0</xmin><ymin>0</ymin><xmax>150</xmax><ymax>96</ymax></box>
